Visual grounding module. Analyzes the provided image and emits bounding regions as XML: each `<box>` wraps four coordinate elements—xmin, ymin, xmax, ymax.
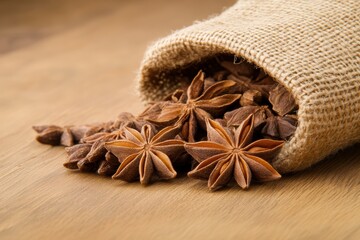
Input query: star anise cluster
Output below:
<box><xmin>33</xmin><ymin>56</ymin><xmax>298</xmax><ymax>191</ymax></box>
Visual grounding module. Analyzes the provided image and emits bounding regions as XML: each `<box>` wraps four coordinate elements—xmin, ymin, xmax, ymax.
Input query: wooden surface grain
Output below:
<box><xmin>0</xmin><ymin>0</ymin><xmax>359</xmax><ymax>239</ymax></box>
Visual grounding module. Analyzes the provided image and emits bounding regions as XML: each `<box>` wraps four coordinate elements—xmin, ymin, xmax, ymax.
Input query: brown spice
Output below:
<box><xmin>147</xmin><ymin>70</ymin><xmax>240</xmax><ymax>142</ymax></box>
<box><xmin>269</xmin><ymin>84</ymin><xmax>297</xmax><ymax>116</ymax></box>
<box><xmin>240</xmin><ymin>89</ymin><xmax>262</xmax><ymax>106</ymax></box>
<box><xmin>186</xmin><ymin>115</ymin><xmax>283</xmax><ymax>191</ymax></box>
<box><xmin>33</xmin><ymin>55</ymin><xmax>299</xmax><ymax>191</ymax></box>
<box><xmin>105</xmin><ymin>125</ymin><xmax>184</xmax><ymax>184</ymax></box>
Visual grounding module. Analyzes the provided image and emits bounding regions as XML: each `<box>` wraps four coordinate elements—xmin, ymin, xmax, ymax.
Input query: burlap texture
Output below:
<box><xmin>137</xmin><ymin>0</ymin><xmax>360</xmax><ymax>173</ymax></box>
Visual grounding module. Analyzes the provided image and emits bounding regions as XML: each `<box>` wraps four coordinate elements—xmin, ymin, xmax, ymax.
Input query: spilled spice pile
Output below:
<box><xmin>33</xmin><ymin>56</ymin><xmax>298</xmax><ymax>191</ymax></box>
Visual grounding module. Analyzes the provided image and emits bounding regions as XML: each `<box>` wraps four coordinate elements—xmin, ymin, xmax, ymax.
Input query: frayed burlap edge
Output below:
<box><xmin>136</xmin><ymin>0</ymin><xmax>360</xmax><ymax>173</ymax></box>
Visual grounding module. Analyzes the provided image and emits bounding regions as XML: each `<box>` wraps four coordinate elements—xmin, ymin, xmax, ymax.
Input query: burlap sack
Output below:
<box><xmin>137</xmin><ymin>0</ymin><xmax>360</xmax><ymax>173</ymax></box>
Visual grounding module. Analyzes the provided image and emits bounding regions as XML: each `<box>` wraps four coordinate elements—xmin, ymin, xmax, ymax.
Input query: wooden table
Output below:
<box><xmin>1</xmin><ymin>0</ymin><xmax>359</xmax><ymax>239</ymax></box>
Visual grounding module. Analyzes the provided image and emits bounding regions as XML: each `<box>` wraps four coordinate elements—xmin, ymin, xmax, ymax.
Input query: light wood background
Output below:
<box><xmin>0</xmin><ymin>0</ymin><xmax>359</xmax><ymax>239</ymax></box>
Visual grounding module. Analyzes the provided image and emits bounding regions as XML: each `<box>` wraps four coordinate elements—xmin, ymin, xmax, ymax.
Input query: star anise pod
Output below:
<box><xmin>81</xmin><ymin>129</ymin><xmax>123</xmax><ymax>173</ymax></box>
<box><xmin>105</xmin><ymin>124</ymin><xmax>185</xmax><ymax>185</ymax></box>
<box><xmin>228</xmin><ymin>74</ymin><xmax>277</xmax><ymax>97</ymax></box>
<box><xmin>107</xmin><ymin>112</ymin><xmax>146</xmax><ymax>132</ymax></box>
<box><xmin>61</xmin><ymin>112</ymin><xmax>146</xmax><ymax>176</ymax></box>
<box><xmin>33</xmin><ymin>124</ymin><xmax>87</xmax><ymax>147</ymax></box>
<box><xmin>68</xmin><ymin>120</ymin><xmax>121</xmax><ymax>144</ymax></box>
<box><xmin>81</xmin><ymin>112</ymin><xmax>144</xmax><ymax>144</ymax></box>
<box><xmin>240</xmin><ymin>89</ymin><xmax>262</xmax><ymax>106</ymax></box>
<box><xmin>33</xmin><ymin>125</ymin><xmax>66</xmax><ymax>146</ymax></box>
<box><xmin>63</xmin><ymin>144</ymin><xmax>96</xmax><ymax>171</ymax></box>
<box><xmin>222</xmin><ymin>61</ymin><xmax>277</xmax><ymax>97</ymax></box>
<box><xmin>219</xmin><ymin>60</ymin><xmax>256</xmax><ymax>79</ymax></box>
<box><xmin>185</xmin><ymin>115</ymin><xmax>283</xmax><ymax>191</ymax></box>
<box><xmin>33</xmin><ymin>121</ymin><xmax>116</xmax><ymax>147</ymax></box>
<box><xmin>148</xmin><ymin>70</ymin><xmax>241</xmax><ymax>142</ymax></box>
<box><xmin>250</xmin><ymin>73</ymin><xmax>277</xmax><ymax>97</ymax></box>
<box><xmin>71</xmin><ymin>122</ymin><xmax>114</xmax><ymax>140</ymax></box>
<box><xmin>63</xmin><ymin>138</ymin><xmax>121</xmax><ymax>176</ymax></box>
<box><xmin>203</xmin><ymin>77</ymin><xmax>216</xmax><ymax>90</ymax></box>
<box><xmin>97</xmin><ymin>151</ymin><xmax>121</xmax><ymax>176</ymax></box>
<box><xmin>269</xmin><ymin>84</ymin><xmax>297</xmax><ymax>116</ymax></box>
<box><xmin>212</xmin><ymin>70</ymin><xmax>230</xmax><ymax>82</ymax></box>
<box><xmin>261</xmin><ymin>115</ymin><xmax>298</xmax><ymax>140</ymax></box>
<box><xmin>224</xmin><ymin>105</ymin><xmax>273</xmax><ymax>128</ymax></box>
<box><xmin>163</xmin><ymin>88</ymin><xmax>187</xmax><ymax>102</ymax></box>
<box><xmin>75</xmin><ymin>112</ymin><xmax>146</xmax><ymax>176</ymax></box>
<box><xmin>136</xmin><ymin>101</ymin><xmax>170</xmax><ymax>123</ymax></box>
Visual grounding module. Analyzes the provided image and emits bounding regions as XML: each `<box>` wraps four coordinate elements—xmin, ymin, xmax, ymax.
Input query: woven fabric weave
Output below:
<box><xmin>137</xmin><ymin>0</ymin><xmax>360</xmax><ymax>173</ymax></box>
